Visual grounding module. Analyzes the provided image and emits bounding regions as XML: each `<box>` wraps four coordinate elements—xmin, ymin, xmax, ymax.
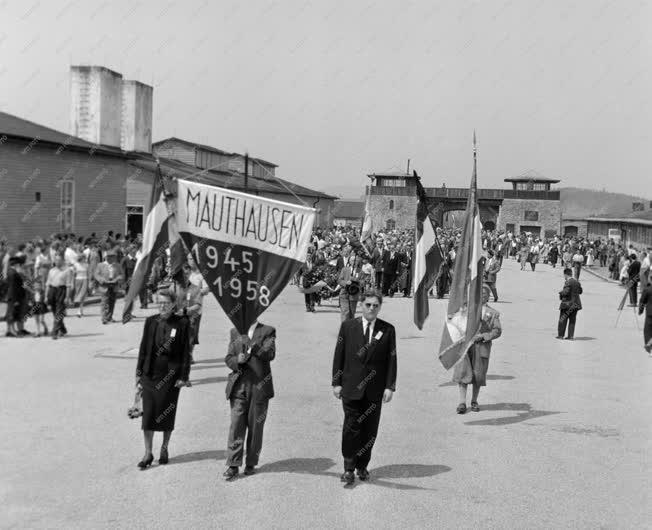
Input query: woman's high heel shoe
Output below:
<box><xmin>137</xmin><ymin>454</ymin><xmax>154</xmax><ymax>469</ymax></box>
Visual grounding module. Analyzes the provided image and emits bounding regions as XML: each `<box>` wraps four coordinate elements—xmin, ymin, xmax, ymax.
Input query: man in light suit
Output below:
<box><xmin>94</xmin><ymin>248</ymin><xmax>124</xmax><ymax>324</ymax></box>
<box><xmin>483</xmin><ymin>250</ymin><xmax>501</xmax><ymax>302</ymax></box>
<box><xmin>332</xmin><ymin>289</ymin><xmax>397</xmax><ymax>484</ymax></box>
<box><xmin>223</xmin><ymin>320</ymin><xmax>276</xmax><ymax>480</ymax></box>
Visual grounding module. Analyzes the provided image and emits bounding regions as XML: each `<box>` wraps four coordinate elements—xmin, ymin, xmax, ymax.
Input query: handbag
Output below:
<box><xmin>127</xmin><ymin>385</ymin><xmax>143</xmax><ymax>419</ymax></box>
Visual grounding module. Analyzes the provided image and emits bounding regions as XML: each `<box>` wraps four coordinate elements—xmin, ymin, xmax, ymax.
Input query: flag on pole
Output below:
<box><xmin>122</xmin><ymin>163</ymin><xmax>169</xmax><ymax>323</ymax></box>
<box><xmin>360</xmin><ymin>190</ymin><xmax>374</xmax><ymax>255</ymax></box>
<box><xmin>413</xmin><ymin>171</ymin><xmax>444</xmax><ymax>330</ymax></box>
<box><xmin>175</xmin><ymin>179</ymin><xmax>315</xmax><ymax>334</ymax></box>
<box><xmin>438</xmin><ymin>133</ymin><xmax>486</xmax><ymax>369</ymax></box>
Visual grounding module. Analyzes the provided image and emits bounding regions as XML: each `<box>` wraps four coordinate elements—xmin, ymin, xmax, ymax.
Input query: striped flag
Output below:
<box><xmin>413</xmin><ymin>171</ymin><xmax>444</xmax><ymax>330</ymax></box>
<box><xmin>438</xmin><ymin>135</ymin><xmax>486</xmax><ymax>369</ymax></box>
<box><xmin>360</xmin><ymin>191</ymin><xmax>374</xmax><ymax>255</ymax></box>
<box><xmin>122</xmin><ymin>163</ymin><xmax>170</xmax><ymax>323</ymax></box>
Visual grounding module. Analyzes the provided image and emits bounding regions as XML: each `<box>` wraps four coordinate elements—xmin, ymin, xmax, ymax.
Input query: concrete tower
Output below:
<box><xmin>120</xmin><ymin>80</ymin><xmax>153</xmax><ymax>152</ymax></box>
<box><xmin>70</xmin><ymin>66</ymin><xmax>123</xmax><ymax>147</ymax></box>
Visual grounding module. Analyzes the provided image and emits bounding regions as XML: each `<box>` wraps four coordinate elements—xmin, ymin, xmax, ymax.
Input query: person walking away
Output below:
<box><xmin>223</xmin><ymin>320</ymin><xmax>276</xmax><ymax>480</ymax></box>
<box><xmin>135</xmin><ymin>289</ymin><xmax>191</xmax><ymax>469</ymax></box>
<box><xmin>46</xmin><ymin>253</ymin><xmax>72</xmax><ymax>340</ymax></box>
<box><xmin>94</xmin><ymin>249</ymin><xmax>123</xmax><ymax>324</ymax></box>
<box><xmin>638</xmin><ymin>279</ymin><xmax>652</xmax><ymax>354</ymax></box>
<box><xmin>572</xmin><ymin>250</ymin><xmax>584</xmax><ymax>279</ymax></box>
<box><xmin>548</xmin><ymin>244</ymin><xmax>559</xmax><ymax>268</ymax></box>
<box><xmin>332</xmin><ymin>289</ymin><xmax>397</xmax><ymax>484</ymax></box>
<box><xmin>453</xmin><ymin>285</ymin><xmax>501</xmax><ymax>413</ymax></box>
<box><xmin>483</xmin><ymin>250</ymin><xmax>501</xmax><ymax>302</ymax></box>
<box><xmin>627</xmin><ymin>254</ymin><xmax>641</xmax><ymax>306</ymax></box>
<box><xmin>73</xmin><ymin>253</ymin><xmax>89</xmax><ymax>317</ymax></box>
<box><xmin>557</xmin><ymin>268</ymin><xmax>583</xmax><ymax>340</ymax></box>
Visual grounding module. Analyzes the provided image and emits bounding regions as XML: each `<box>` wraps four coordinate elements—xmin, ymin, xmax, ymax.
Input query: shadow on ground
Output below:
<box><xmin>463</xmin><ymin>402</ymin><xmax>561</xmax><ymax>426</ymax></box>
<box><xmin>439</xmin><ymin>375</ymin><xmax>514</xmax><ymax>387</ymax></box>
<box><xmin>168</xmin><ymin>450</ymin><xmax>227</xmax><ymax>466</ymax></box>
<box><xmin>256</xmin><ymin>458</ymin><xmax>451</xmax><ymax>490</ymax></box>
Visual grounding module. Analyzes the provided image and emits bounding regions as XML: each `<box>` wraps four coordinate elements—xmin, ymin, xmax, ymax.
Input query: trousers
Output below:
<box><xmin>485</xmin><ymin>281</ymin><xmax>498</xmax><ymax>301</ymax></box>
<box><xmin>339</xmin><ymin>293</ymin><xmax>357</xmax><ymax>322</ymax></box>
<box><xmin>101</xmin><ymin>285</ymin><xmax>117</xmax><ymax>322</ymax></box>
<box><xmin>226</xmin><ymin>396</ymin><xmax>269</xmax><ymax>467</ymax></box>
<box><xmin>558</xmin><ymin>309</ymin><xmax>578</xmax><ymax>339</ymax></box>
<box><xmin>341</xmin><ymin>396</ymin><xmax>382</xmax><ymax>471</ymax></box>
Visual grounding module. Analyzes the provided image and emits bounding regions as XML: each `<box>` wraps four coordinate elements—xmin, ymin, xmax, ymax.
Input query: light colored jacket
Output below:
<box><xmin>474</xmin><ymin>305</ymin><xmax>502</xmax><ymax>359</ymax></box>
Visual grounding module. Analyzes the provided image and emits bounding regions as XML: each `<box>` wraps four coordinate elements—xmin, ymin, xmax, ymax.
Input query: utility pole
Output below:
<box><xmin>406</xmin><ymin>158</ymin><xmax>410</xmax><ymax>175</ymax></box>
<box><xmin>244</xmin><ymin>152</ymin><xmax>249</xmax><ymax>193</ymax></box>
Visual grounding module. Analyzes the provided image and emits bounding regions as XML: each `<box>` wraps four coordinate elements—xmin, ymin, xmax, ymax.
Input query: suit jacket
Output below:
<box><xmin>225</xmin><ymin>324</ymin><xmax>276</xmax><ymax>401</ymax></box>
<box><xmin>382</xmin><ymin>251</ymin><xmax>399</xmax><ymax>276</ymax></box>
<box><xmin>136</xmin><ymin>314</ymin><xmax>191</xmax><ymax>381</ymax></box>
<box><xmin>484</xmin><ymin>258</ymin><xmax>501</xmax><ymax>283</ymax></box>
<box><xmin>372</xmin><ymin>247</ymin><xmax>383</xmax><ymax>272</ymax></box>
<box><xmin>94</xmin><ymin>261</ymin><xmax>124</xmax><ymax>292</ymax></box>
<box><xmin>559</xmin><ymin>277</ymin><xmax>583</xmax><ymax>311</ymax></box>
<box><xmin>473</xmin><ymin>305</ymin><xmax>502</xmax><ymax>359</ymax></box>
<box><xmin>332</xmin><ymin>317</ymin><xmax>397</xmax><ymax>402</ymax></box>
<box><xmin>628</xmin><ymin>260</ymin><xmax>641</xmax><ymax>281</ymax></box>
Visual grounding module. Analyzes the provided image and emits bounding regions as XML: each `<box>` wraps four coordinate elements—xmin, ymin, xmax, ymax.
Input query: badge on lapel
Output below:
<box><xmin>374</xmin><ymin>330</ymin><xmax>383</xmax><ymax>341</ymax></box>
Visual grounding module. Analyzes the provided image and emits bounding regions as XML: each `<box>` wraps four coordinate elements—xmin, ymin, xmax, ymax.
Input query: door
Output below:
<box><xmin>126</xmin><ymin>205</ymin><xmax>144</xmax><ymax>239</ymax></box>
<box><xmin>519</xmin><ymin>225</ymin><xmax>541</xmax><ymax>238</ymax></box>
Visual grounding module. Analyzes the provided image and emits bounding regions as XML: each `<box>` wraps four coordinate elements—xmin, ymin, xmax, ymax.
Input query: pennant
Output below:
<box><xmin>176</xmin><ymin>179</ymin><xmax>315</xmax><ymax>333</ymax></box>
<box><xmin>438</xmin><ymin>134</ymin><xmax>486</xmax><ymax>369</ymax></box>
<box><xmin>413</xmin><ymin>171</ymin><xmax>444</xmax><ymax>330</ymax></box>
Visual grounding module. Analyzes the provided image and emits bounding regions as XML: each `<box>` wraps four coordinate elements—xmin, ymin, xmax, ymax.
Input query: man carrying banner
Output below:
<box><xmin>452</xmin><ymin>284</ymin><xmax>501</xmax><ymax>413</ymax></box>
<box><xmin>223</xmin><ymin>320</ymin><xmax>276</xmax><ymax>480</ymax></box>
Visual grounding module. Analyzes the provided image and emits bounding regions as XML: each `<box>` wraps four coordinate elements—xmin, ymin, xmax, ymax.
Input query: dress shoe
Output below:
<box><xmin>159</xmin><ymin>448</ymin><xmax>169</xmax><ymax>465</ymax></box>
<box><xmin>470</xmin><ymin>402</ymin><xmax>480</xmax><ymax>412</ymax></box>
<box><xmin>138</xmin><ymin>454</ymin><xmax>154</xmax><ymax>469</ymax></box>
<box><xmin>18</xmin><ymin>329</ymin><xmax>32</xmax><ymax>336</ymax></box>
<box><xmin>456</xmin><ymin>403</ymin><xmax>467</xmax><ymax>414</ymax></box>
<box><xmin>5</xmin><ymin>332</ymin><xmax>17</xmax><ymax>338</ymax></box>
<box><xmin>564</xmin><ymin>337</ymin><xmax>574</xmax><ymax>341</ymax></box>
<box><xmin>340</xmin><ymin>470</ymin><xmax>355</xmax><ymax>484</ymax></box>
<box><xmin>223</xmin><ymin>466</ymin><xmax>239</xmax><ymax>481</ymax></box>
<box><xmin>244</xmin><ymin>465</ymin><xmax>256</xmax><ymax>475</ymax></box>
<box><xmin>555</xmin><ymin>336</ymin><xmax>564</xmax><ymax>339</ymax></box>
<box><xmin>356</xmin><ymin>468</ymin><xmax>370</xmax><ymax>481</ymax></box>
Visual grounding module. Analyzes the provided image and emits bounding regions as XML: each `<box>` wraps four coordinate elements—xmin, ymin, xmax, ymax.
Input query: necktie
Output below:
<box><xmin>364</xmin><ymin>322</ymin><xmax>370</xmax><ymax>344</ymax></box>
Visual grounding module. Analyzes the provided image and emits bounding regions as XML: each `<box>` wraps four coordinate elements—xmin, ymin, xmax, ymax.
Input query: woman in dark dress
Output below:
<box><xmin>135</xmin><ymin>289</ymin><xmax>191</xmax><ymax>468</ymax></box>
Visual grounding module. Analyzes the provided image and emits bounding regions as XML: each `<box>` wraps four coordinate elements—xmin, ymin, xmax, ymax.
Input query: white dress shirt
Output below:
<box><xmin>362</xmin><ymin>318</ymin><xmax>376</xmax><ymax>344</ymax></box>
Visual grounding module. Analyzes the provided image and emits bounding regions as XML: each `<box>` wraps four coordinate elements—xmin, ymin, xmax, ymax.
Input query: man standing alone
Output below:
<box><xmin>557</xmin><ymin>268</ymin><xmax>583</xmax><ymax>340</ymax></box>
<box><xmin>332</xmin><ymin>289</ymin><xmax>397</xmax><ymax>484</ymax></box>
<box><xmin>94</xmin><ymin>249</ymin><xmax>123</xmax><ymax>324</ymax></box>
<box><xmin>483</xmin><ymin>250</ymin><xmax>501</xmax><ymax>302</ymax></box>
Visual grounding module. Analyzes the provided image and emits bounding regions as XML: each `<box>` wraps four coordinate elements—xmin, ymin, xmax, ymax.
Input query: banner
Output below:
<box><xmin>176</xmin><ymin>179</ymin><xmax>316</xmax><ymax>333</ymax></box>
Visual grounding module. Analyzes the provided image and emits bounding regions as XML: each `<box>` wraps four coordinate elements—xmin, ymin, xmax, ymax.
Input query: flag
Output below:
<box><xmin>413</xmin><ymin>171</ymin><xmax>444</xmax><ymax>330</ymax></box>
<box><xmin>360</xmin><ymin>191</ymin><xmax>374</xmax><ymax>255</ymax></box>
<box><xmin>175</xmin><ymin>179</ymin><xmax>316</xmax><ymax>334</ymax></box>
<box><xmin>122</xmin><ymin>163</ymin><xmax>169</xmax><ymax>323</ymax></box>
<box><xmin>438</xmin><ymin>134</ymin><xmax>486</xmax><ymax>369</ymax></box>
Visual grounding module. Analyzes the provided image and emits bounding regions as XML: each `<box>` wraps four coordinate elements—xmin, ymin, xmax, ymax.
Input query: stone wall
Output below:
<box><xmin>560</xmin><ymin>219</ymin><xmax>588</xmax><ymax>238</ymax></box>
<box><xmin>368</xmin><ymin>193</ymin><xmax>417</xmax><ymax>231</ymax></box>
<box><xmin>497</xmin><ymin>198</ymin><xmax>561</xmax><ymax>238</ymax></box>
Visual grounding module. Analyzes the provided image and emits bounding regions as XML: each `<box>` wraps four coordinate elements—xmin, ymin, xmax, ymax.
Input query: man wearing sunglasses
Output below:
<box><xmin>332</xmin><ymin>289</ymin><xmax>397</xmax><ymax>485</ymax></box>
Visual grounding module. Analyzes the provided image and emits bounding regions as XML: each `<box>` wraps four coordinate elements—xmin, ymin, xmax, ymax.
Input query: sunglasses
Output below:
<box><xmin>363</xmin><ymin>303</ymin><xmax>380</xmax><ymax>308</ymax></box>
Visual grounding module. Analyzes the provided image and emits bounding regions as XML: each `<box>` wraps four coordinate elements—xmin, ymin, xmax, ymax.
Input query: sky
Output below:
<box><xmin>1</xmin><ymin>0</ymin><xmax>650</xmax><ymax>197</ymax></box>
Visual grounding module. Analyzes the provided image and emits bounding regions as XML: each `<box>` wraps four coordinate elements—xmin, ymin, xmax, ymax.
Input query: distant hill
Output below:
<box><xmin>560</xmin><ymin>187</ymin><xmax>650</xmax><ymax>218</ymax></box>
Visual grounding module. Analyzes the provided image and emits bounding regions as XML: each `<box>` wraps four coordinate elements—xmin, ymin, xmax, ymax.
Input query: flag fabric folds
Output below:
<box><xmin>413</xmin><ymin>171</ymin><xmax>444</xmax><ymax>330</ymax></box>
<box><xmin>438</xmin><ymin>142</ymin><xmax>485</xmax><ymax>369</ymax></box>
<box><xmin>360</xmin><ymin>191</ymin><xmax>374</xmax><ymax>254</ymax></box>
<box><xmin>175</xmin><ymin>179</ymin><xmax>316</xmax><ymax>334</ymax></box>
<box><xmin>122</xmin><ymin>164</ymin><xmax>169</xmax><ymax>323</ymax></box>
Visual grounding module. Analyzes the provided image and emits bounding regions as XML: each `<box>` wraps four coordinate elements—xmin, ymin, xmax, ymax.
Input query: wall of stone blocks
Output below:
<box><xmin>369</xmin><ymin>194</ymin><xmax>417</xmax><ymax>231</ymax></box>
<box><xmin>497</xmin><ymin>198</ymin><xmax>561</xmax><ymax>238</ymax></box>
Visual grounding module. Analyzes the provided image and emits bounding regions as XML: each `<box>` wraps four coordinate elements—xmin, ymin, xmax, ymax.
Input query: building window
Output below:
<box><xmin>505</xmin><ymin>223</ymin><xmax>515</xmax><ymax>233</ymax></box>
<box><xmin>35</xmin><ymin>192</ymin><xmax>41</xmax><ymax>202</ymax></box>
<box><xmin>389</xmin><ymin>200</ymin><xmax>394</xmax><ymax>210</ymax></box>
<box><xmin>126</xmin><ymin>205</ymin><xmax>144</xmax><ymax>237</ymax></box>
<box><xmin>60</xmin><ymin>180</ymin><xmax>74</xmax><ymax>232</ymax></box>
<box><xmin>524</xmin><ymin>210</ymin><xmax>539</xmax><ymax>221</ymax></box>
<box><xmin>386</xmin><ymin>219</ymin><xmax>396</xmax><ymax>230</ymax></box>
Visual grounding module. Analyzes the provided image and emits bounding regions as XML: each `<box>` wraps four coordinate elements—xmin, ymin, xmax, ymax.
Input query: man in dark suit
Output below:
<box><xmin>372</xmin><ymin>239</ymin><xmax>384</xmax><ymax>289</ymax></box>
<box><xmin>332</xmin><ymin>289</ymin><xmax>397</xmax><ymax>484</ymax></box>
<box><xmin>557</xmin><ymin>268</ymin><xmax>583</xmax><ymax>340</ymax></box>
<box><xmin>223</xmin><ymin>321</ymin><xmax>276</xmax><ymax>480</ymax></box>
<box><xmin>381</xmin><ymin>245</ymin><xmax>399</xmax><ymax>296</ymax></box>
<box><xmin>627</xmin><ymin>253</ymin><xmax>641</xmax><ymax>306</ymax></box>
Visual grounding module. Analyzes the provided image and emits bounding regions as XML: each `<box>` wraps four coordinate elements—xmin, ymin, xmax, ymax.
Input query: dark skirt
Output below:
<box><xmin>452</xmin><ymin>345</ymin><xmax>489</xmax><ymax>386</ymax></box>
<box><xmin>141</xmin><ymin>356</ymin><xmax>181</xmax><ymax>431</ymax></box>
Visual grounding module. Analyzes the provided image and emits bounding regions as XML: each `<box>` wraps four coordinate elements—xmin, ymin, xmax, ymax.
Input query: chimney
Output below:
<box><xmin>121</xmin><ymin>80</ymin><xmax>153</xmax><ymax>152</ymax></box>
<box><xmin>70</xmin><ymin>66</ymin><xmax>123</xmax><ymax>147</ymax></box>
